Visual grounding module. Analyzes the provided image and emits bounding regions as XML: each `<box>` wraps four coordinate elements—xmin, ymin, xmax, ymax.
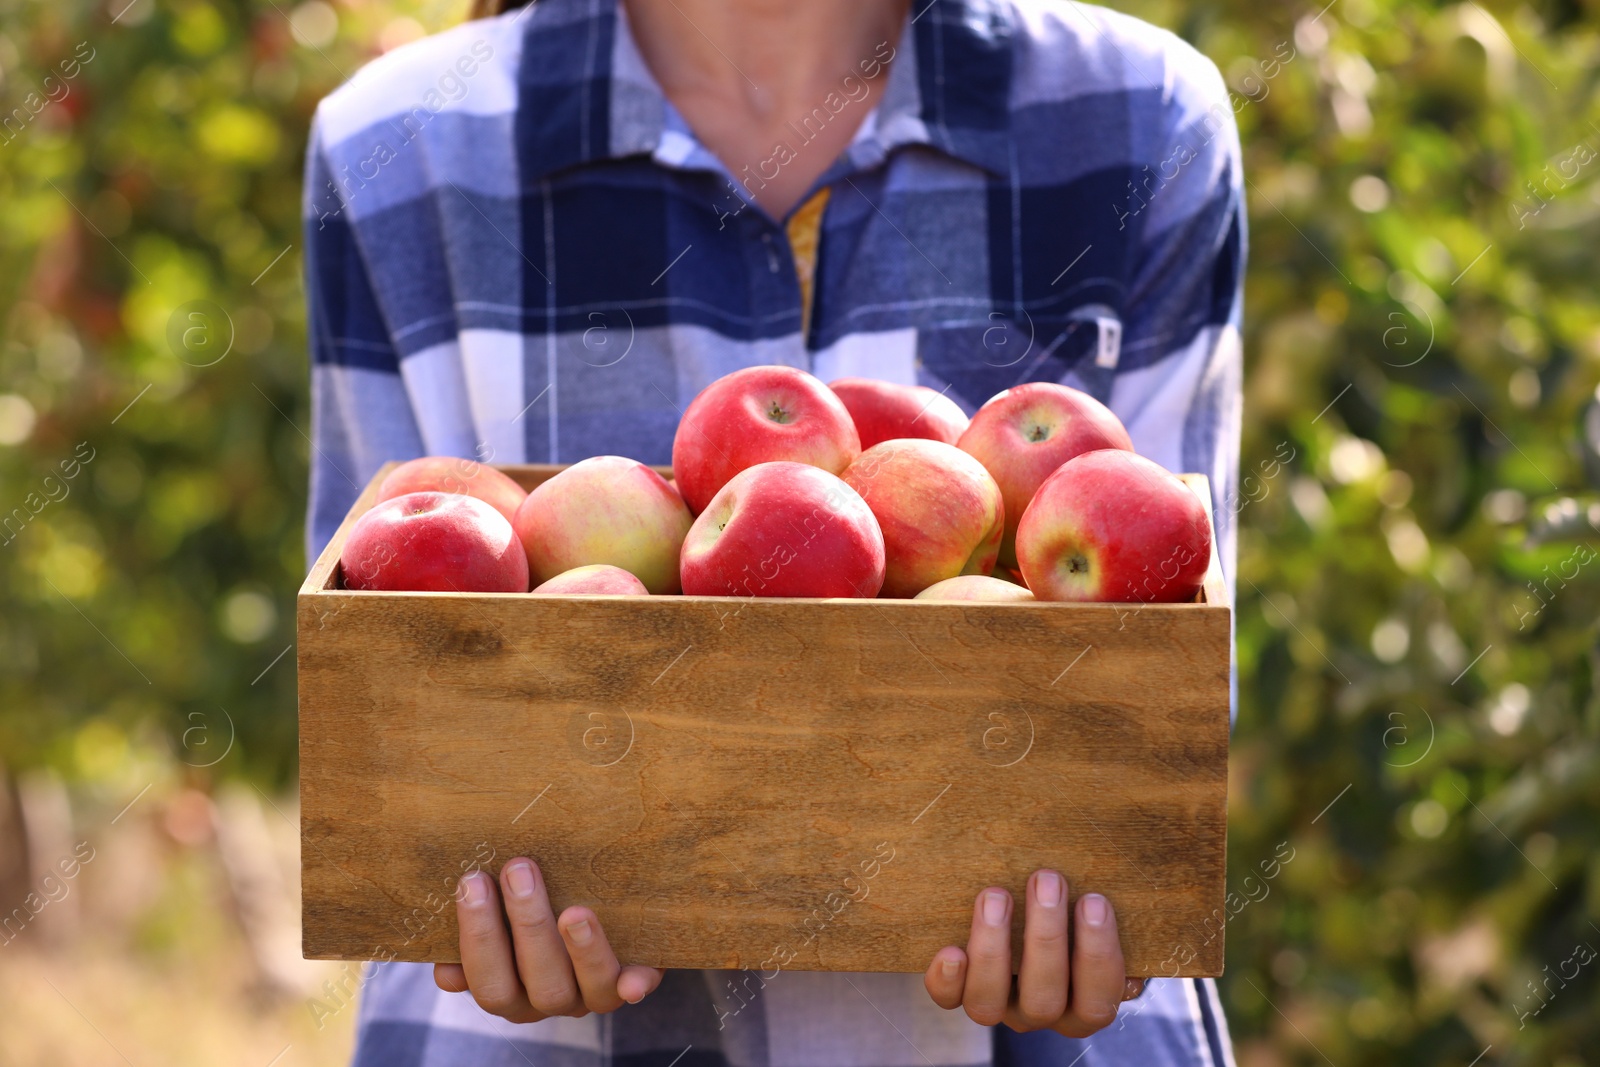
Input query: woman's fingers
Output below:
<box><xmin>433</xmin><ymin>963</ymin><xmax>468</xmax><ymax>993</ymax></box>
<box><xmin>923</xmin><ymin>945</ymin><xmax>968</xmax><ymax>1010</ymax></box>
<box><xmin>960</xmin><ymin>887</ymin><xmax>1014</xmax><ymax>1026</ymax></box>
<box><xmin>925</xmin><ymin>875</ymin><xmax>1129</xmax><ymax>1038</ymax></box>
<box><xmin>558</xmin><ymin>906</ymin><xmax>629</xmax><ymax>1013</ymax></box>
<box><xmin>1057</xmin><ymin>893</ymin><xmax>1126</xmax><ymax>1037</ymax></box>
<box><xmin>500</xmin><ymin>859</ymin><xmax>583</xmax><ymax>1016</ymax></box>
<box><xmin>456</xmin><ymin>869</ymin><xmax>542</xmax><ymax>1023</ymax></box>
<box><xmin>445</xmin><ymin>859</ymin><xmax>659</xmax><ymax>1019</ymax></box>
<box><xmin>1012</xmin><ymin>870</ymin><xmax>1070</xmax><ymax>1030</ymax></box>
<box><xmin>617</xmin><ymin>965</ymin><xmax>667</xmax><ymax>1005</ymax></box>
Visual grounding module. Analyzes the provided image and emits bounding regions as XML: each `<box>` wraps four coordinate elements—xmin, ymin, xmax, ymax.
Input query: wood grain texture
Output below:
<box><xmin>299</xmin><ymin>464</ymin><xmax>1231</xmax><ymax>976</ymax></box>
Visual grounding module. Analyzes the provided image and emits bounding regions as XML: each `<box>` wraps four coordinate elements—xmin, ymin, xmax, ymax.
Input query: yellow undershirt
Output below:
<box><xmin>785</xmin><ymin>187</ymin><xmax>832</xmax><ymax>339</ymax></box>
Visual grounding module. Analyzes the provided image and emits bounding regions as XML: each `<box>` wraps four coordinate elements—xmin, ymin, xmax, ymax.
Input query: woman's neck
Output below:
<box><xmin>622</xmin><ymin>0</ymin><xmax>910</xmax><ymax>217</ymax></box>
<box><xmin>623</xmin><ymin>0</ymin><xmax>908</xmax><ymax>119</ymax></box>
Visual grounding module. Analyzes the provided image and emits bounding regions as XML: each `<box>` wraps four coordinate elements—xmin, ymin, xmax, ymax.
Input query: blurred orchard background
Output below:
<box><xmin>1</xmin><ymin>0</ymin><xmax>1598</xmax><ymax>1063</ymax></box>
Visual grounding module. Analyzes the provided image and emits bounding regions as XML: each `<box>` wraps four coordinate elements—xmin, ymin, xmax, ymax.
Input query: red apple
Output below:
<box><xmin>841</xmin><ymin>439</ymin><xmax>1004</xmax><ymax>598</ymax></box>
<box><xmin>671</xmin><ymin>365</ymin><xmax>860</xmax><ymax>514</ymax></box>
<box><xmin>957</xmin><ymin>383</ymin><xmax>1134</xmax><ymax>567</ymax></box>
<box><xmin>377</xmin><ymin>456</ymin><xmax>527</xmax><ymax>525</ymax></box>
<box><xmin>532</xmin><ymin>565</ymin><xmax>649</xmax><ymax>596</ymax></box>
<box><xmin>913</xmin><ymin>575</ymin><xmax>1035</xmax><ymax>602</ymax></box>
<box><xmin>827</xmin><ymin>377</ymin><xmax>969</xmax><ymax>449</ymax></box>
<box><xmin>680</xmin><ymin>461</ymin><xmax>884</xmax><ymax>598</ymax></box>
<box><xmin>341</xmin><ymin>491</ymin><xmax>529</xmax><ymax>592</ymax></box>
<box><xmin>1016</xmin><ymin>450</ymin><xmax>1210</xmax><ymax>604</ymax></box>
<box><xmin>513</xmin><ymin>456</ymin><xmax>691</xmax><ymax>594</ymax></box>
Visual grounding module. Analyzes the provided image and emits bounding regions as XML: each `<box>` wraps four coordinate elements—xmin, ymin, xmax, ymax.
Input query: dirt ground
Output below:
<box><xmin>0</xmin><ymin>778</ymin><xmax>357</xmax><ymax>1066</ymax></box>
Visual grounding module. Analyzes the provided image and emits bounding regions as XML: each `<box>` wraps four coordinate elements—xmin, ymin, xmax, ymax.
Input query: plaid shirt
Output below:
<box><xmin>304</xmin><ymin>1</ymin><xmax>1245</xmax><ymax>1064</ymax></box>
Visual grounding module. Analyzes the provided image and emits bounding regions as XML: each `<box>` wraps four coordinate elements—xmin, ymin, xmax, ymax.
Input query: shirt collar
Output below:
<box><xmin>512</xmin><ymin>0</ymin><xmax>1015</xmax><ymax>185</ymax></box>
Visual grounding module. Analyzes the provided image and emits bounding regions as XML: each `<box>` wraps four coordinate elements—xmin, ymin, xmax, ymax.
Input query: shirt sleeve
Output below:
<box><xmin>1106</xmin><ymin>53</ymin><xmax>1246</xmax><ymax>614</ymax></box>
<box><xmin>302</xmin><ymin>110</ymin><xmax>426</xmax><ymax>566</ymax></box>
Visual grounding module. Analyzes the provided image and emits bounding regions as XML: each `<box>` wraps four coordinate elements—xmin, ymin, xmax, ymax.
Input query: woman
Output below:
<box><xmin>305</xmin><ymin>0</ymin><xmax>1244</xmax><ymax>1063</ymax></box>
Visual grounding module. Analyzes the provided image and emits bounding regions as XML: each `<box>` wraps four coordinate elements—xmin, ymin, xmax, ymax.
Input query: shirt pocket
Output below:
<box><xmin>914</xmin><ymin>302</ymin><xmax>1125</xmax><ymax>413</ymax></box>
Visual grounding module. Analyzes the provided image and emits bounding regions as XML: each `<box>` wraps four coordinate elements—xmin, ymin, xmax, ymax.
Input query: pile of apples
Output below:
<box><xmin>340</xmin><ymin>366</ymin><xmax>1212</xmax><ymax>605</ymax></box>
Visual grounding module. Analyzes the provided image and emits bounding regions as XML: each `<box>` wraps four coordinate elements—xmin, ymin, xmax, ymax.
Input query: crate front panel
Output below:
<box><xmin>299</xmin><ymin>586</ymin><xmax>1230</xmax><ymax>976</ymax></box>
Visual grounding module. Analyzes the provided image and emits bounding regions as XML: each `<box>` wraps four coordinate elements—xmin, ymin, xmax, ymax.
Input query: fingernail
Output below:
<box><xmin>505</xmin><ymin>861</ymin><xmax>535</xmax><ymax>899</ymax></box>
<box><xmin>941</xmin><ymin>956</ymin><xmax>961</xmax><ymax>979</ymax></box>
<box><xmin>1082</xmin><ymin>893</ymin><xmax>1108</xmax><ymax>927</ymax></box>
<box><xmin>566</xmin><ymin>918</ymin><xmax>592</xmax><ymax>945</ymax></box>
<box><xmin>1036</xmin><ymin>871</ymin><xmax>1063</xmax><ymax>908</ymax></box>
<box><xmin>982</xmin><ymin>890</ymin><xmax>1008</xmax><ymax>927</ymax></box>
<box><xmin>460</xmin><ymin>871</ymin><xmax>487</xmax><ymax>906</ymax></box>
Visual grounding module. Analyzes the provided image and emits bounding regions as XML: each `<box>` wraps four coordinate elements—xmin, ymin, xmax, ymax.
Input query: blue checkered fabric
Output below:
<box><xmin>305</xmin><ymin>1</ymin><xmax>1245</xmax><ymax>1064</ymax></box>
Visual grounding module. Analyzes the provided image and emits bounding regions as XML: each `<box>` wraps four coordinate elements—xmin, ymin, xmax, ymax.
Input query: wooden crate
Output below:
<box><xmin>298</xmin><ymin>463</ymin><xmax>1231</xmax><ymax>977</ymax></box>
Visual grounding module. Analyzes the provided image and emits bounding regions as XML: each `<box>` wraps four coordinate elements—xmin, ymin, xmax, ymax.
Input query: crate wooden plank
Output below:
<box><xmin>298</xmin><ymin>464</ymin><xmax>1230</xmax><ymax>976</ymax></box>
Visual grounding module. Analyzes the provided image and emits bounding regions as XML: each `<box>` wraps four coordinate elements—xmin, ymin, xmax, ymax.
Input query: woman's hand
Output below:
<box><xmin>433</xmin><ymin>857</ymin><xmax>664</xmax><ymax>1023</ymax></box>
<box><xmin>923</xmin><ymin>870</ymin><xmax>1142</xmax><ymax>1036</ymax></box>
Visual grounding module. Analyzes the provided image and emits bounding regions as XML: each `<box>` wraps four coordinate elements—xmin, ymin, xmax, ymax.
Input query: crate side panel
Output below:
<box><xmin>299</xmin><ymin>596</ymin><xmax>1229</xmax><ymax>975</ymax></box>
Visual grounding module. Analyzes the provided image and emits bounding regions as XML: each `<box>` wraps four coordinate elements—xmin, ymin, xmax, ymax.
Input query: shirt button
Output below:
<box><xmin>761</xmin><ymin>233</ymin><xmax>780</xmax><ymax>274</ymax></box>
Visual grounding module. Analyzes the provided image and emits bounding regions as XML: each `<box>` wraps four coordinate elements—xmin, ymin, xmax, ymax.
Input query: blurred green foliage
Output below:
<box><xmin>1</xmin><ymin>0</ymin><xmax>1597</xmax><ymax>1063</ymax></box>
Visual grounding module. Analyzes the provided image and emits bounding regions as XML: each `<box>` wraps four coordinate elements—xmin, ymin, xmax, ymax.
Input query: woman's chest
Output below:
<box><xmin>439</xmin><ymin>148</ymin><xmax>1136</xmax><ymax>414</ymax></box>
